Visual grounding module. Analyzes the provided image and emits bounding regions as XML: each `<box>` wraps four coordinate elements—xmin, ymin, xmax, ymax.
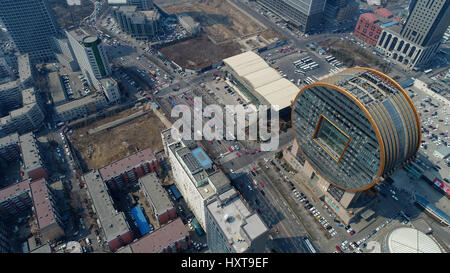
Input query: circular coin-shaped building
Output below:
<box><xmin>292</xmin><ymin>67</ymin><xmax>421</xmax><ymax>191</ymax></box>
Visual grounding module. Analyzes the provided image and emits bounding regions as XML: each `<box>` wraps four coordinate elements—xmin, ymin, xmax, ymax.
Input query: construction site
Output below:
<box><xmin>157</xmin><ymin>0</ymin><xmax>280</xmax><ymax>70</ymax></box>
<box><xmin>70</xmin><ymin>103</ymin><xmax>166</xmax><ymax>170</ymax></box>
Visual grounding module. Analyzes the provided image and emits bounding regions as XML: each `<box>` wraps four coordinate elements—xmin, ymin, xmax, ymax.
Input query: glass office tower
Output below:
<box><xmin>292</xmin><ymin>67</ymin><xmax>421</xmax><ymax>191</ymax></box>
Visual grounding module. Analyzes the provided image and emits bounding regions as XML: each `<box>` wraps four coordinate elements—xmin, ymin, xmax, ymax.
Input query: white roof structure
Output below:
<box><xmin>387</xmin><ymin>227</ymin><xmax>442</xmax><ymax>253</ymax></box>
<box><xmin>223</xmin><ymin>51</ymin><xmax>299</xmax><ymax>109</ymax></box>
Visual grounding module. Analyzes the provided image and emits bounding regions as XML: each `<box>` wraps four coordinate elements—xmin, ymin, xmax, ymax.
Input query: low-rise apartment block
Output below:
<box><xmin>19</xmin><ymin>133</ymin><xmax>48</xmax><ymax>181</ymax></box>
<box><xmin>129</xmin><ymin>218</ymin><xmax>190</xmax><ymax>253</ymax></box>
<box><xmin>99</xmin><ymin>148</ymin><xmax>159</xmax><ymax>191</ymax></box>
<box><xmin>138</xmin><ymin>173</ymin><xmax>175</xmax><ymax>226</ymax></box>
<box><xmin>83</xmin><ymin>170</ymin><xmax>134</xmax><ymax>252</ymax></box>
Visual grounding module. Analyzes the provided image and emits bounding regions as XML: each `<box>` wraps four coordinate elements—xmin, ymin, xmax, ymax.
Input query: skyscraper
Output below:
<box><xmin>400</xmin><ymin>0</ymin><xmax>450</xmax><ymax>47</ymax></box>
<box><xmin>0</xmin><ymin>0</ymin><xmax>59</xmax><ymax>62</ymax></box>
<box><xmin>257</xmin><ymin>0</ymin><xmax>327</xmax><ymax>33</ymax></box>
<box><xmin>376</xmin><ymin>0</ymin><xmax>450</xmax><ymax>69</ymax></box>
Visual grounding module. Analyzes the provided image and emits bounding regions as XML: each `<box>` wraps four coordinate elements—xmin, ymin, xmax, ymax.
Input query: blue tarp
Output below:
<box><xmin>131</xmin><ymin>206</ymin><xmax>152</xmax><ymax>236</ymax></box>
<box><xmin>170</xmin><ymin>184</ymin><xmax>182</xmax><ymax>200</ymax></box>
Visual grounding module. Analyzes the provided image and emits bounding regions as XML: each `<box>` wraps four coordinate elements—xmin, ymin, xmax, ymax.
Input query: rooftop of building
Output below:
<box><xmin>17</xmin><ymin>54</ymin><xmax>31</xmax><ymax>82</ymax></box>
<box><xmin>99</xmin><ymin>77</ymin><xmax>117</xmax><ymax>88</ymax></box>
<box><xmin>139</xmin><ymin>173</ymin><xmax>173</xmax><ymax>215</ymax></box>
<box><xmin>99</xmin><ymin>148</ymin><xmax>156</xmax><ymax>181</ymax></box>
<box><xmin>66</xmin><ymin>27</ymin><xmax>98</xmax><ymax>43</ymax></box>
<box><xmin>48</xmin><ymin>72</ymin><xmax>66</xmax><ymax>105</ymax></box>
<box><xmin>130</xmin><ymin>218</ymin><xmax>188</xmax><ymax>253</ymax></box>
<box><xmin>19</xmin><ymin>133</ymin><xmax>41</xmax><ymax>171</ymax></box>
<box><xmin>168</xmin><ymin>141</ymin><xmax>231</xmax><ymax>199</ymax></box>
<box><xmin>177</xmin><ymin>13</ymin><xmax>199</xmax><ymax>27</ymax></box>
<box><xmin>54</xmin><ymin>92</ymin><xmax>105</xmax><ymax>113</ymax></box>
<box><xmin>374</xmin><ymin>8</ymin><xmax>393</xmax><ymax>19</ymax></box>
<box><xmin>0</xmin><ymin>54</ymin><xmax>31</xmax><ymax>92</ymax></box>
<box><xmin>223</xmin><ymin>51</ymin><xmax>298</xmax><ymax>109</ymax></box>
<box><xmin>30</xmin><ymin>243</ymin><xmax>52</xmax><ymax>253</ymax></box>
<box><xmin>206</xmin><ymin>188</ymin><xmax>267</xmax><ymax>253</ymax></box>
<box><xmin>0</xmin><ymin>132</ymin><xmax>19</xmax><ymax>148</ymax></box>
<box><xmin>83</xmin><ymin>170</ymin><xmax>130</xmax><ymax>241</ymax></box>
<box><xmin>30</xmin><ymin>178</ymin><xmax>56</xmax><ymax>230</ymax></box>
<box><xmin>0</xmin><ymin>179</ymin><xmax>30</xmax><ymax>202</ymax></box>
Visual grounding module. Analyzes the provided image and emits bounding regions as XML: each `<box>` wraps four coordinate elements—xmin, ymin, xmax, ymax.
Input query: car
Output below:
<box><xmin>259</xmin><ymin>181</ymin><xmax>264</xmax><ymax>187</ymax></box>
<box><xmin>85</xmin><ymin>238</ymin><xmax>92</xmax><ymax>245</ymax></box>
<box><xmin>335</xmin><ymin>245</ymin><xmax>342</xmax><ymax>252</ymax></box>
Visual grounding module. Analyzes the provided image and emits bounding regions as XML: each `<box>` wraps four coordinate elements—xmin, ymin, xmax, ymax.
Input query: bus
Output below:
<box><xmin>310</xmin><ymin>64</ymin><xmax>319</xmax><ymax>70</ymax></box>
<box><xmin>304</xmin><ymin>237</ymin><xmax>317</xmax><ymax>253</ymax></box>
<box><xmin>424</xmin><ymin>69</ymin><xmax>433</xmax><ymax>74</ymax></box>
<box><xmin>300</xmin><ymin>64</ymin><xmax>310</xmax><ymax>70</ymax></box>
<box><xmin>293</xmin><ymin>60</ymin><xmax>302</xmax><ymax>66</ymax></box>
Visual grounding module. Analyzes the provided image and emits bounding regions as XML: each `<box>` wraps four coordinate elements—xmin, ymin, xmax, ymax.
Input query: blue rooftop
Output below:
<box><xmin>381</xmin><ymin>21</ymin><xmax>398</xmax><ymax>28</ymax></box>
<box><xmin>131</xmin><ymin>206</ymin><xmax>152</xmax><ymax>236</ymax></box>
<box><xmin>191</xmin><ymin>147</ymin><xmax>213</xmax><ymax>170</ymax></box>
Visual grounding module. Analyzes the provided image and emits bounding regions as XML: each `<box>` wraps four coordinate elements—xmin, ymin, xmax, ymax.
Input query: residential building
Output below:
<box><xmin>0</xmin><ymin>88</ymin><xmax>45</xmax><ymax>136</ymax></box>
<box><xmin>257</xmin><ymin>0</ymin><xmax>327</xmax><ymax>33</ymax></box>
<box><xmin>205</xmin><ymin>188</ymin><xmax>268</xmax><ymax>253</ymax></box>
<box><xmin>0</xmin><ymin>0</ymin><xmax>59</xmax><ymax>62</ymax></box>
<box><xmin>83</xmin><ymin>170</ymin><xmax>134</xmax><ymax>252</ymax></box>
<box><xmin>138</xmin><ymin>173</ymin><xmax>175</xmax><ymax>225</ymax></box>
<box><xmin>0</xmin><ymin>219</ymin><xmax>10</xmax><ymax>252</ymax></box>
<box><xmin>165</xmin><ymin>138</ymin><xmax>231</xmax><ymax>229</ymax></box>
<box><xmin>66</xmin><ymin>28</ymin><xmax>111</xmax><ymax>89</ymax></box>
<box><xmin>54</xmin><ymin>92</ymin><xmax>108</xmax><ymax>122</ymax></box>
<box><xmin>0</xmin><ymin>180</ymin><xmax>33</xmax><ymax>219</ymax></box>
<box><xmin>19</xmin><ymin>133</ymin><xmax>48</xmax><ymax>181</ymax></box>
<box><xmin>0</xmin><ymin>55</ymin><xmax>43</xmax><ymax>137</ymax></box>
<box><xmin>0</xmin><ymin>133</ymin><xmax>20</xmax><ymax>162</ymax></box>
<box><xmin>111</xmin><ymin>6</ymin><xmax>161</xmax><ymax>40</ymax></box>
<box><xmin>376</xmin><ymin>0</ymin><xmax>450</xmax><ymax>69</ymax></box>
<box><xmin>98</xmin><ymin>148</ymin><xmax>159</xmax><ymax>191</ymax></box>
<box><xmin>129</xmin><ymin>218</ymin><xmax>190</xmax><ymax>253</ymax></box>
<box><xmin>29</xmin><ymin>178</ymin><xmax>64</xmax><ymax>243</ymax></box>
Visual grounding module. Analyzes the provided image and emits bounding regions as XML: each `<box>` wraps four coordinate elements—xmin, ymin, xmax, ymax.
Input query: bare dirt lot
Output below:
<box><xmin>160</xmin><ymin>35</ymin><xmax>241</xmax><ymax>70</ymax></box>
<box><xmin>161</xmin><ymin>0</ymin><xmax>266</xmax><ymax>43</ymax></box>
<box><xmin>71</xmin><ymin>106</ymin><xmax>166</xmax><ymax>170</ymax></box>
